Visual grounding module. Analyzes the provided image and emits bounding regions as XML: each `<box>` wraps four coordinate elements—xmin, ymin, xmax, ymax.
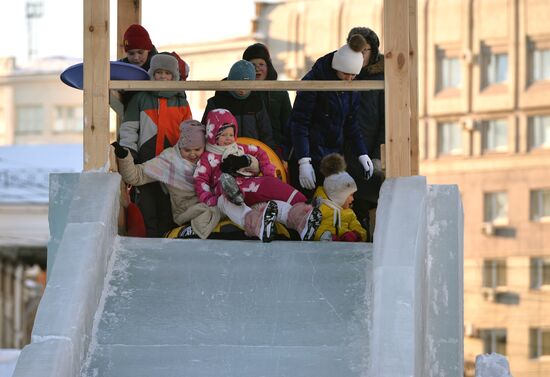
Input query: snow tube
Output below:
<box><xmin>60</xmin><ymin>61</ymin><xmax>149</xmax><ymax>90</ymax></box>
<box><xmin>238</xmin><ymin>137</ymin><xmax>287</xmax><ymax>183</ymax></box>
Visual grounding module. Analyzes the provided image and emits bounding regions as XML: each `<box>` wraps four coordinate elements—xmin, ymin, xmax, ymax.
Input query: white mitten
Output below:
<box><xmin>358</xmin><ymin>154</ymin><xmax>374</xmax><ymax>180</ymax></box>
<box><xmin>298</xmin><ymin>157</ymin><xmax>316</xmax><ymax>190</ymax></box>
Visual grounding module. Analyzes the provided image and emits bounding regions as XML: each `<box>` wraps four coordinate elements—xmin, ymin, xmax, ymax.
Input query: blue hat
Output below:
<box><xmin>228</xmin><ymin>60</ymin><xmax>256</xmax><ymax>81</ymax></box>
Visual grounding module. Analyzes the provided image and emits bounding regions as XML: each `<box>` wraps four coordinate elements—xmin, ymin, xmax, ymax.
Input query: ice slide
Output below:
<box><xmin>12</xmin><ymin>172</ymin><xmax>463</xmax><ymax>377</ymax></box>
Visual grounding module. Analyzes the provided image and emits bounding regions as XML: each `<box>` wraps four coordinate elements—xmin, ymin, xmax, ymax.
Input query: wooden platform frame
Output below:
<box><xmin>83</xmin><ymin>0</ymin><xmax>418</xmax><ymax>177</ymax></box>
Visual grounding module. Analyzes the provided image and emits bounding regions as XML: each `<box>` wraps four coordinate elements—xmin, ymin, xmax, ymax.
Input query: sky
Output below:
<box><xmin>0</xmin><ymin>0</ymin><xmax>256</xmax><ymax>64</ymax></box>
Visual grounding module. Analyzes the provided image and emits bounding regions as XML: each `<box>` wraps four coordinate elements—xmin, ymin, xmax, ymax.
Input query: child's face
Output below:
<box><xmin>217</xmin><ymin>127</ymin><xmax>235</xmax><ymax>146</ymax></box>
<box><xmin>250</xmin><ymin>58</ymin><xmax>268</xmax><ymax>81</ymax></box>
<box><xmin>342</xmin><ymin>193</ymin><xmax>354</xmax><ymax>209</ymax></box>
<box><xmin>126</xmin><ymin>49</ymin><xmax>149</xmax><ymax>67</ymax></box>
<box><xmin>232</xmin><ymin>89</ymin><xmax>251</xmax><ymax>98</ymax></box>
<box><xmin>336</xmin><ymin>71</ymin><xmax>357</xmax><ymax>81</ymax></box>
<box><xmin>153</xmin><ymin>69</ymin><xmax>173</xmax><ymax>81</ymax></box>
<box><xmin>179</xmin><ymin>146</ymin><xmax>204</xmax><ymax>164</ymax></box>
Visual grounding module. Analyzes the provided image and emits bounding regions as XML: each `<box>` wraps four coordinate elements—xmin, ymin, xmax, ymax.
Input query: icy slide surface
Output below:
<box><xmin>82</xmin><ymin>237</ymin><xmax>373</xmax><ymax>377</ymax></box>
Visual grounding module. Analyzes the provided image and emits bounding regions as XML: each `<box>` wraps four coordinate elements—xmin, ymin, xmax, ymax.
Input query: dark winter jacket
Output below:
<box><xmin>345</xmin><ymin>55</ymin><xmax>385</xmax><ymax>217</ymax></box>
<box><xmin>354</xmin><ymin>56</ymin><xmax>385</xmax><ymax>160</ymax></box>
<box><xmin>258</xmin><ymin>90</ymin><xmax>292</xmax><ymax>158</ymax></box>
<box><xmin>202</xmin><ymin>88</ymin><xmax>275</xmax><ymax>150</ymax></box>
<box><xmin>288</xmin><ymin>51</ymin><xmax>368</xmax><ymax>168</ymax></box>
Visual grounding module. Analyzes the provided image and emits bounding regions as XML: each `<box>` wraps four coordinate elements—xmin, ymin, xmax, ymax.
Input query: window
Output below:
<box><xmin>530</xmin><ymin>328</ymin><xmax>550</xmax><ymax>359</ymax></box>
<box><xmin>531</xmin><ymin>189</ymin><xmax>550</xmax><ymax>221</ymax></box>
<box><xmin>484</xmin><ymin>192</ymin><xmax>508</xmax><ymax>225</ymax></box>
<box><xmin>528</xmin><ymin>38</ymin><xmax>550</xmax><ymax>84</ymax></box>
<box><xmin>16</xmin><ymin>106</ymin><xmax>43</xmax><ymax>134</ymax></box>
<box><xmin>530</xmin><ymin>258</ymin><xmax>550</xmax><ymax>289</ymax></box>
<box><xmin>436</xmin><ymin>47</ymin><xmax>461</xmax><ymax>92</ymax></box>
<box><xmin>483</xmin><ymin>259</ymin><xmax>507</xmax><ymax>288</ymax></box>
<box><xmin>480</xmin><ymin>329</ymin><xmax>507</xmax><ymax>355</ymax></box>
<box><xmin>481</xmin><ymin>44</ymin><xmax>508</xmax><ymax>88</ymax></box>
<box><xmin>482</xmin><ymin>119</ymin><xmax>508</xmax><ymax>152</ymax></box>
<box><xmin>53</xmin><ymin>106</ymin><xmax>83</xmax><ymax>133</ymax></box>
<box><xmin>528</xmin><ymin>115</ymin><xmax>550</xmax><ymax>150</ymax></box>
<box><xmin>438</xmin><ymin>121</ymin><xmax>462</xmax><ymax>156</ymax></box>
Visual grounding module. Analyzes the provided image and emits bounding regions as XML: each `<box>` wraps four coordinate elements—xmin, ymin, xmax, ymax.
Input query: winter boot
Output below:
<box><xmin>177</xmin><ymin>225</ymin><xmax>196</xmax><ymax>238</ymax></box>
<box><xmin>286</xmin><ymin>202</ymin><xmax>322</xmax><ymax>241</ymax></box>
<box><xmin>244</xmin><ymin>200</ymin><xmax>278</xmax><ymax>242</ymax></box>
<box><xmin>220</xmin><ymin>173</ymin><xmax>244</xmax><ymax>205</ymax></box>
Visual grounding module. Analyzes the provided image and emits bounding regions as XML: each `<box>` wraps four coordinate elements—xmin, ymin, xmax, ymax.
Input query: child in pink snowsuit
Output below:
<box><xmin>194</xmin><ymin>108</ymin><xmax>321</xmax><ymax>240</ymax></box>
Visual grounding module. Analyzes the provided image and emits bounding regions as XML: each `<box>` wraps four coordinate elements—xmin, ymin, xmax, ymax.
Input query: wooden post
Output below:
<box><xmin>384</xmin><ymin>0</ymin><xmax>412</xmax><ymax>178</ymax></box>
<box><xmin>117</xmin><ymin>0</ymin><xmax>141</xmax><ymax>60</ymax></box>
<box><xmin>409</xmin><ymin>0</ymin><xmax>419</xmax><ymax>175</ymax></box>
<box><xmin>83</xmin><ymin>0</ymin><xmax>110</xmax><ymax>171</ymax></box>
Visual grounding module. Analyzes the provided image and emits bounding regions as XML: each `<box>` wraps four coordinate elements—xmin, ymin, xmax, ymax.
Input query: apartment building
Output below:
<box><xmin>1</xmin><ymin>1</ymin><xmax>549</xmax><ymax>373</ymax></box>
<box><xmin>253</xmin><ymin>0</ymin><xmax>550</xmax><ymax>375</ymax></box>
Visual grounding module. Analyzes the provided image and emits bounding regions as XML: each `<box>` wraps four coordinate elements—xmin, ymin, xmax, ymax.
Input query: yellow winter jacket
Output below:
<box><xmin>313</xmin><ymin>187</ymin><xmax>367</xmax><ymax>241</ymax></box>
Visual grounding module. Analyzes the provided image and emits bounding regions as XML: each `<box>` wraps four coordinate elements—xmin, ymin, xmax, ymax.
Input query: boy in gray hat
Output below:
<box><xmin>118</xmin><ymin>53</ymin><xmax>193</xmax><ymax>237</ymax></box>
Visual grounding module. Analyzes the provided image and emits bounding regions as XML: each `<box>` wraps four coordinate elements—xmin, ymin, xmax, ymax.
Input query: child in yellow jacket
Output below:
<box><xmin>313</xmin><ymin>153</ymin><xmax>367</xmax><ymax>242</ymax></box>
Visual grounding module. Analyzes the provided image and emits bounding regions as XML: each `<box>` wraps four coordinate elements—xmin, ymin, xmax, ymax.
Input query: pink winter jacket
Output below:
<box><xmin>194</xmin><ymin>143</ymin><xmax>276</xmax><ymax>206</ymax></box>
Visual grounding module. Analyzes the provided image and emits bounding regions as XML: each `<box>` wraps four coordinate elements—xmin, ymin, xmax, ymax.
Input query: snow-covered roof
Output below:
<box><xmin>10</xmin><ymin>56</ymin><xmax>81</xmax><ymax>76</ymax></box>
<box><xmin>0</xmin><ymin>144</ymin><xmax>83</xmax><ymax>204</ymax></box>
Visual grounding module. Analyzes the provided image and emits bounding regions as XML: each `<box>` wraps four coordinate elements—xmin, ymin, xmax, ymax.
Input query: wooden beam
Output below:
<box><xmin>384</xmin><ymin>0</ymin><xmax>412</xmax><ymax>178</ymax></box>
<box><xmin>409</xmin><ymin>0</ymin><xmax>419</xmax><ymax>175</ymax></box>
<box><xmin>109</xmin><ymin>80</ymin><xmax>386</xmax><ymax>91</ymax></box>
<box><xmin>117</xmin><ymin>0</ymin><xmax>141</xmax><ymax>60</ymax></box>
<box><xmin>83</xmin><ymin>0</ymin><xmax>110</xmax><ymax>171</ymax></box>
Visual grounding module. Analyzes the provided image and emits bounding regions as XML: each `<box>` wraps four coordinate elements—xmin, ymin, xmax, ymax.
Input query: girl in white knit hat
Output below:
<box><xmin>313</xmin><ymin>153</ymin><xmax>367</xmax><ymax>242</ymax></box>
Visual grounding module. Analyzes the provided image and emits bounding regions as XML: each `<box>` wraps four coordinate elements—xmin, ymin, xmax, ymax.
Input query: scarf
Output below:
<box><xmin>205</xmin><ymin>142</ymin><xmax>245</xmax><ymax>160</ymax></box>
<box><xmin>320</xmin><ymin>197</ymin><xmax>342</xmax><ymax>232</ymax></box>
<box><xmin>143</xmin><ymin>147</ymin><xmax>195</xmax><ymax>191</ymax></box>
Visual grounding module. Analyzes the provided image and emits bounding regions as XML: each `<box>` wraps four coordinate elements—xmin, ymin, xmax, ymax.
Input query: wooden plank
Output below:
<box><xmin>384</xmin><ymin>0</ymin><xmax>412</xmax><ymax>177</ymax></box>
<box><xmin>117</xmin><ymin>0</ymin><xmax>141</xmax><ymax>60</ymax></box>
<box><xmin>409</xmin><ymin>0</ymin><xmax>419</xmax><ymax>175</ymax></box>
<box><xmin>109</xmin><ymin>80</ymin><xmax>386</xmax><ymax>91</ymax></box>
<box><xmin>83</xmin><ymin>0</ymin><xmax>111</xmax><ymax>171</ymax></box>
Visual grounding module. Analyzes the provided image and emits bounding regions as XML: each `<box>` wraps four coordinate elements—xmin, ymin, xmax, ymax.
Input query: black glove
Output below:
<box><xmin>111</xmin><ymin>141</ymin><xmax>128</xmax><ymax>159</ymax></box>
<box><xmin>221</xmin><ymin>154</ymin><xmax>251</xmax><ymax>174</ymax></box>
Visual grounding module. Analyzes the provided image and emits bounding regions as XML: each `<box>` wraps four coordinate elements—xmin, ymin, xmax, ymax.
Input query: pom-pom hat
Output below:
<box><xmin>332</xmin><ymin>34</ymin><xmax>367</xmax><ymax>75</ymax></box>
<box><xmin>320</xmin><ymin>153</ymin><xmax>357</xmax><ymax>207</ymax></box>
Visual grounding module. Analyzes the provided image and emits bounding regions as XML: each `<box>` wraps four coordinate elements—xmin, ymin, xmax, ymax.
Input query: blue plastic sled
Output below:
<box><xmin>60</xmin><ymin>61</ymin><xmax>149</xmax><ymax>90</ymax></box>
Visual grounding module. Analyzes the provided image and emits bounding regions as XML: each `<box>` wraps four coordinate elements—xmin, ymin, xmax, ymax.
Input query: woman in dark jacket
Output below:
<box><xmin>287</xmin><ymin>34</ymin><xmax>374</xmax><ymax>194</ymax></box>
<box><xmin>343</xmin><ymin>27</ymin><xmax>386</xmax><ymax>233</ymax></box>
<box><xmin>242</xmin><ymin>43</ymin><xmax>292</xmax><ymax>159</ymax></box>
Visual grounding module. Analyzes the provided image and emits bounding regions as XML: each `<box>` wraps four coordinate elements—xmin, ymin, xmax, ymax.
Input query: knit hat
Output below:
<box><xmin>204</xmin><ymin>108</ymin><xmax>239</xmax><ymax>145</ymax></box>
<box><xmin>320</xmin><ymin>153</ymin><xmax>357</xmax><ymax>207</ymax></box>
<box><xmin>242</xmin><ymin>43</ymin><xmax>278</xmax><ymax>80</ymax></box>
<box><xmin>148</xmin><ymin>53</ymin><xmax>180</xmax><ymax>81</ymax></box>
<box><xmin>347</xmin><ymin>27</ymin><xmax>380</xmax><ymax>65</ymax></box>
<box><xmin>123</xmin><ymin>24</ymin><xmax>154</xmax><ymax>52</ymax></box>
<box><xmin>227</xmin><ymin>60</ymin><xmax>255</xmax><ymax>99</ymax></box>
<box><xmin>332</xmin><ymin>34</ymin><xmax>367</xmax><ymax>75</ymax></box>
<box><xmin>178</xmin><ymin>120</ymin><xmax>206</xmax><ymax>149</ymax></box>
<box><xmin>170</xmin><ymin>51</ymin><xmax>190</xmax><ymax>80</ymax></box>
<box><xmin>228</xmin><ymin>60</ymin><xmax>256</xmax><ymax>81</ymax></box>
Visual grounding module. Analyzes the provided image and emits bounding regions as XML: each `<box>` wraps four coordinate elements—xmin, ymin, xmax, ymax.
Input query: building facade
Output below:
<box><xmin>1</xmin><ymin>1</ymin><xmax>549</xmax><ymax>374</ymax></box>
<box><xmin>248</xmin><ymin>0</ymin><xmax>549</xmax><ymax>375</ymax></box>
